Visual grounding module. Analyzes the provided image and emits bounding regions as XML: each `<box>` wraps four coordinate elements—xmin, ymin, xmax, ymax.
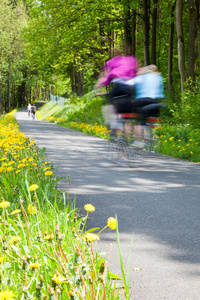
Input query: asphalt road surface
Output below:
<box><xmin>16</xmin><ymin>105</ymin><xmax>200</xmax><ymax>300</ymax></box>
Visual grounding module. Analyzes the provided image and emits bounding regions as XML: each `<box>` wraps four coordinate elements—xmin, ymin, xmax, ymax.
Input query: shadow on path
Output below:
<box><xmin>16</xmin><ymin>107</ymin><xmax>200</xmax><ymax>300</ymax></box>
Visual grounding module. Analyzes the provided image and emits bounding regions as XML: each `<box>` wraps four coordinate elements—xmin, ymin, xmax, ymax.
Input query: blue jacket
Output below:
<box><xmin>126</xmin><ymin>73</ymin><xmax>165</xmax><ymax>99</ymax></box>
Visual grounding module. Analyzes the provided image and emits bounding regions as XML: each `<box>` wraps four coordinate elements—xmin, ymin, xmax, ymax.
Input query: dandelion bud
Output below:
<box><xmin>61</xmin><ymin>265</ymin><xmax>67</xmax><ymax>275</ymax></box>
<box><xmin>36</xmin><ymin>232</ymin><xmax>43</xmax><ymax>243</ymax></box>
<box><xmin>34</xmin><ymin>254</ymin><xmax>38</xmax><ymax>263</ymax></box>
<box><xmin>81</xmin><ymin>264</ymin><xmax>87</xmax><ymax>276</ymax></box>
<box><xmin>48</xmin><ymin>286</ymin><xmax>54</xmax><ymax>299</ymax></box>
<box><xmin>67</xmin><ymin>174</ymin><xmax>71</xmax><ymax>181</ymax></box>
<box><xmin>55</xmin><ymin>224</ymin><xmax>59</xmax><ymax>240</ymax></box>
<box><xmin>99</xmin><ymin>261</ymin><xmax>105</xmax><ymax>274</ymax></box>
<box><xmin>49</xmin><ymin>230</ymin><xmax>54</xmax><ymax>240</ymax></box>
<box><xmin>39</xmin><ymin>275</ymin><xmax>44</xmax><ymax>288</ymax></box>
<box><xmin>73</xmin><ymin>213</ymin><xmax>77</xmax><ymax>223</ymax></box>
<box><xmin>22</xmin><ymin>257</ymin><xmax>28</xmax><ymax>270</ymax></box>
<box><xmin>55</xmin><ymin>224</ymin><xmax>59</xmax><ymax>232</ymax></box>
<box><xmin>36</xmin><ymin>282</ymin><xmax>42</xmax><ymax>298</ymax></box>
<box><xmin>2</xmin><ymin>235</ymin><xmax>7</xmax><ymax>243</ymax></box>
<box><xmin>74</xmin><ymin>246</ymin><xmax>81</xmax><ymax>264</ymax></box>
<box><xmin>57</xmin><ymin>233</ymin><xmax>65</xmax><ymax>244</ymax></box>
<box><xmin>72</xmin><ymin>228</ymin><xmax>77</xmax><ymax>238</ymax></box>
<box><xmin>2</xmin><ymin>242</ymin><xmax>8</xmax><ymax>251</ymax></box>
<box><xmin>68</xmin><ymin>291</ymin><xmax>75</xmax><ymax>299</ymax></box>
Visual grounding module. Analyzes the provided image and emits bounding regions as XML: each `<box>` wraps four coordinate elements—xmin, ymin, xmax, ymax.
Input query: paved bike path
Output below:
<box><xmin>16</xmin><ymin>106</ymin><xmax>200</xmax><ymax>300</ymax></box>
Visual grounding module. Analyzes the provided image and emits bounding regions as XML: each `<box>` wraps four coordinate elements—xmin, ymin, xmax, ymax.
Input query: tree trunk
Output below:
<box><xmin>124</xmin><ymin>7</ymin><xmax>132</xmax><ymax>55</ymax></box>
<box><xmin>151</xmin><ymin>0</ymin><xmax>158</xmax><ymax>65</ymax></box>
<box><xmin>131</xmin><ymin>10</ymin><xmax>136</xmax><ymax>56</ymax></box>
<box><xmin>196</xmin><ymin>0</ymin><xmax>200</xmax><ymax>70</ymax></box>
<box><xmin>168</xmin><ymin>2</ymin><xmax>176</xmax><ymax>92</ymax></box>
<box><xmin>143</xmin><ymin>0</ymin><xmax>150</xmax><ymax>65</ymax></box>
<box><xmin>71</xmin><ymin>65</ymin><xmax>76</xmax><ymax>93</ymax></box>
<box><xmin>188</xmin><ymin>0</ymin><xmax>197</xmax><ymax>81</ymax></box>
<box><xmin>176</xmin><ymin>0</ymin><xmax>186</xmax><ymax>92</ymax></box>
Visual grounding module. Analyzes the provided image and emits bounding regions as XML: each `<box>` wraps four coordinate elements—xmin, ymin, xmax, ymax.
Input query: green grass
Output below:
<box><xmin>0</xmin><ymin>111</ymin><xmax>123</xmax><ymax>299</ymax></box>
<box><xmin>153</xmin><ymin>124</ymin><xmax>200</xmax><ymax>162</ymax></box>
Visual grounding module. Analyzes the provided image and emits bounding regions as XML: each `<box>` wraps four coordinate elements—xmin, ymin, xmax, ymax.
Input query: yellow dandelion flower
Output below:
<box><xmin>178</xmin><ymin>139</ymin><xmax>181</xmax><ymax>142</ymax></box>
<box><xmin>84</xmin><ymin>204</ymin><xmax>95</xmax><ymax>212</ymax></box>
<box><xmin>190</xmin><ymin>152</ymin><xmax>193</xmax><ymax>154</ymax></box>
<box><xmin>8</xmin><ymin>161</ymin><xmax>15</xmax><ymax>166</ymax></box>
<box><xmin>84</xmin><ymin>233</ymin><xmax>100</xmax><ymax>243</ymax></box>
<box><xmin>189</xmin><ymin>139</ymin><xmax>193</xmax><ymax>141</ymax></box>
<box><xmin>44</xmin><ymin>234</ymin><xmax>54</xmax><ymax>240</ymax></box>
<box><xmin>0</xmin><ymin>157</ymin><xmax>6</xmax><ymax>161</ymax></box>
<box><xmin>7</xmin><ymin>167</ymin><xmax>13</xmax><ymax>172</ymax></box>
<box><xmin>10</xmin><ymin>209</ymin><xmax>21</xmax><ymax>215</ymax></box>
<box><xmin>169</xmin><ymin>137</ymin><xmax>174</xmax><ymax>141</ymax></box>
<box><xmin>45</xmin><ymin>170</ymin><xmax>53</xmax><ymax>176</ymax></box>
<box><xmin>107</xmin><ymin>217</ymin><xmax>117</xmax><ymax>230</ymax></box>
<box><xmin>45</xmin><ymin>162</ymin><xmax>49</xmax><ymax>165</ymax></box>
<box><xmin>0</xmin><ymin>255</ymin><xmax>5</xmax><ymax>263</ymax></box>
<box><xmin>27</xmin><ymin>204</ymin><xmax>36</xmax><ymax>215</ymax></box>
<box><xmin>29</xmin><ymin>184</ymin><xmax>39</xmax><ymax>191</ymax></box>
<box><xmin>44</xmin><ymin>167</ymin><xmax>50</xmax><ymax>171</ymax></box>
<box><xmin>0</xmin><ymin>290</ymin><xmax>15</xmax><ymax>300</ymax></box>
<box><xmin>9</xmin><ymin>236</ymin><xmax>20</xmax><ymax>245</ymax></box>
<box><xmin>28</xmin><ymin>158</ymin><xmax>33</xmax><ymax>162</ymax></box>
<box><xmin>18</xmin><ymin>163</ymin><xmax>25</xmax><ymax>168</ymax></box>
<box><xmin>52</xmin><ymin>274</ymin><xmax>68</xmax><ymax>284</ymax></box>
<box><xmin>16</xmin><ymin>170</ymin><xmax>21</xmax><ymax>174</ymax></box>
<box><xmin>0</xmin><ymin>167</ymin><xmax>4</xmax><ymax>173</ymax></box>
<box><xmin>0</xmin><ymin>201</ymin><xmax>10</xmax><ymax>209</ymax></box>
<box><xmin>29</xmin><ymin>263</ymin><xmax>41</xmax><ymax>269</ymax></box>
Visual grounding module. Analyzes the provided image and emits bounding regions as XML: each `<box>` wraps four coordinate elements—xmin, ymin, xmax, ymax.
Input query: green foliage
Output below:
<box><xmin>153</xmin><ymin>124</ymin><xmax>200</xmax><ymax>162</ymax></box>
<box><xmin>168</xmin><ymin>77</ymin><xmax>200</xmax><ymax>128</ymax></box>
<box><xmin>0</xmin><ymin>112</ymin><xmax>122</xmax><ymax>299</ymax></box>
<box><xmin>38</xmin><ymin>93</ymin><xmax>105</xmax><ymax>126</ymax></box>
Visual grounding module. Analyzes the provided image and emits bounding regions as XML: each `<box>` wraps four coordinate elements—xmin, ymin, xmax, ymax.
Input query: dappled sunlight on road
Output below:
<box><xmin>16</xmin><ymin>107</ymin><xmax>200</xmax><ymax>300</ymax></box>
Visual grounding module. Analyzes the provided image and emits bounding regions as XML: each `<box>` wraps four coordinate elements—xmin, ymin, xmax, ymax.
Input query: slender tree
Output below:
<box><xmin>168</xmin><ymin>1</ymin><xmax>176</xmax><ymax>92</ymax></box>
<box><xmin>176</xmin><ymin>0</ymin><xmax>186</xmax><ymax>92</ymax></box>
<box><xmin>188</xmin><ymin>0</ymin><xmax>197</xmax><ymax>81</ymax></box>
<box><xmin>151</xmin><ymin>0</ymin><xmax>158</xmax><ymax>65</ymax></box>
<box><xmin>143</xmin><ymin>0</ymin><xmax>150</xmax><ymax>65</ymax></box>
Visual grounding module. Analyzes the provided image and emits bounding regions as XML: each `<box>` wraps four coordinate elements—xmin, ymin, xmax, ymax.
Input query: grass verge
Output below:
<box><xmin>0</xmin><ymin>110</ymin><xmax>125</xmax><ymax>299</ymax></box>
<box><xmin>37</xmin><ymin>98</ymin><xmax>200</xmax><ymax>163</ymax></box>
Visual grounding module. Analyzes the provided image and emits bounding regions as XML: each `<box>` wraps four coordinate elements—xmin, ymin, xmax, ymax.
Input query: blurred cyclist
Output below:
<box><xmin>27</xmin><ymin>103</ymin><xmax>32</xmax><ymax>117</ymax></box>
<box><xmin>124</xmin><ymin>64</ymin><xmax>165</xmax><ymax>138</ymax></box>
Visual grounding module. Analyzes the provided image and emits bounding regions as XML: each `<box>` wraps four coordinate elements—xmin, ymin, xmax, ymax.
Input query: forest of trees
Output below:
<box><xmin>0</xmin><ymin>0</ymin><xmax>199</xmax><ymax>113</ymax></box>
